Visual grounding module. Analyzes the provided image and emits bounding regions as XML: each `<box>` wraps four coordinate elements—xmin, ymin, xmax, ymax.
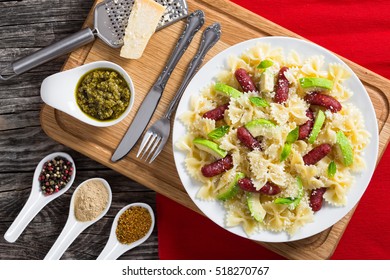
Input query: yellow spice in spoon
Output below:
<box><xmin>116</xmin><ymin>206</ymin><xmax>152</xmax><ymax>244</ymax></box>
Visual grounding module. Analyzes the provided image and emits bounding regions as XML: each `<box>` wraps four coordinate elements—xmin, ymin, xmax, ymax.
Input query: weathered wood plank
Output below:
<box><xmin>0</xmin><ymin>0</ymin><xmax>93</xmax><ymax>26</ymax></box>
<box><xmin>40</xmin><ymin>0</ymin><xmax>390</xmax><ymax>260</ymax></box>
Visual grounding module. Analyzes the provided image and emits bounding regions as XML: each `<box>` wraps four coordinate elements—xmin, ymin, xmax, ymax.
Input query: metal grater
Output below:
<box><xmin>0</xmin><ymin>0</ymin><xmax>188</xmax><ymax>80</ymax></box>
<box><xmin>97</xmin><ymin>0</ymin><xmax>189</xmax><ymax>47</ymax></box>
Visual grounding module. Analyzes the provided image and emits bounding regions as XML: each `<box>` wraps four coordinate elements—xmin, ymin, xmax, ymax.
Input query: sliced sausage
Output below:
<box><xmin>237</xmin><ymin>126</ymin><xmax>261</xmax><ymax>150</ymax></box>
<box><xmin>309</xmin><ymin>187</ymin><xmax>327</xmax><ymax>211</ymax></box>
<box><xmin>304</xmin><ymin>92</ymin><xmax>342</xmax><ymax>113</ymax></box>
<box><xmin>237</xmin><ymin>177</ymin><xmax>281</xmax><ymax>195</ymax></box>
<box><xmin>274</xmin><ymin>66</ymin><xmax>290</xmax><ymax>104</ymax></box>
<box><xmin>303</xmin><ymin>144</ymin><xmax>332</xmax><ymax>165</ymax></box>
<box><xmin>237</xmin><ymin>177</ymin><xmax>256</xmax><ymax>192</ymax></box>
<box><xmin>201</xmin><ymin>155</ymin><xmax>233</xmax><ymax>177</ymax></box>
<box><xmin>234</xmin><ymin>68</ymin><xmax>257</xmax><ymax>92</ymax></box>
<box><xmin>260</xmin><ymin>181</ymin><xmax>282</xmax><ymax>196</ymax></box>
<box><xmin>298</xmin><ymin>109</ymin><xmax>315</xmax><ymax>140</ymax></box>
<box><xmin>203</xmin><ymin>103</ymin><xmax>229</xmax><ymax>121</ymax></box>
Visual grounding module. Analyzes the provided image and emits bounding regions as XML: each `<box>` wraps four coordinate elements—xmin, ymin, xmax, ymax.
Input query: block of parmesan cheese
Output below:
<box><xmin>120</xmin><ymin>0</ymin><xmax>166</xmax><ymax>59</ymax></box>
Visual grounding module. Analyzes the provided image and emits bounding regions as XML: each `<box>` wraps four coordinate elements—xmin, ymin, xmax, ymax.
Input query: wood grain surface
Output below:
<box><xmin>0</xmin><ymin>0</ymin><xmax>158</xmax><ymax>260</ymax></box>
<box><xmin>39</xmin><ymin>0</ymin><xmax>390</xmax><ymax>259</ymax></box>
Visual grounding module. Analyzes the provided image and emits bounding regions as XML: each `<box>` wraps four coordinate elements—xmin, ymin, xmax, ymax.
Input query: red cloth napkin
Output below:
<box><xmin>157</xmin><ymin>0</ymin><xmax>390</xmax><ymax>259</ymax></box>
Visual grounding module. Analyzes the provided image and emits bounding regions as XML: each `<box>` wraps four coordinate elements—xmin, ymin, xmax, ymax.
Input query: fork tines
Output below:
<box><xmin>136</xmin><ymin>131</ymin><xmax>162</xmax><ymax>163</ymax></box>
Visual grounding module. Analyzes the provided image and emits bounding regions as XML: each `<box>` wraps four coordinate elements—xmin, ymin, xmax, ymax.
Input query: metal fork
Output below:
<box><xmin>136</xmin><ymin>23</ymin><xmax>221</xmax><ymax>163</ymax></box>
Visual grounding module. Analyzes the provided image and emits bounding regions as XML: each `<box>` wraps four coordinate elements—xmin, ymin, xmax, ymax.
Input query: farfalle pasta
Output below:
<box><xmin>176</xmin><ymin>42</ymin><xmax>370</xmax><ymax>236</ymax></box>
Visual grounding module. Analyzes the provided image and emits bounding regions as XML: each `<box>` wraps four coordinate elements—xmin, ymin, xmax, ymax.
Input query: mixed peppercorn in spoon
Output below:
<box><xmin>38</xmin><ymin>156</ymin><xmax>74</xmax><ymax>195</ymax></box>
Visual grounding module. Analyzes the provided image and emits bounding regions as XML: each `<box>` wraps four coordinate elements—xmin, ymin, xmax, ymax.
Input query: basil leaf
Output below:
<box><xmin>249</xmin><ymin>97</ymin><xmax>270</xmax><ymax>107</ymax></box>
<box><xmin>327</xmin><ymin>161</ymin><xmax>337</xmax><ymax>178</ymax></box>
<box><xmin>257</xmin><ymin>59</ymin><xmax>274</xmax><ymax>69</ymax></box>
<box><xmin>207</xmin><ymin>125</ymin><xmax>230</xmax><ymax>140</ymax></box>
<box><xmin>280</xmin><ymin>143</ymin><xmax>292</xmax><ymax>162</ymax></box>
<box><xmin>274</xmin><ymin>177</ymin><xmax>304</xmax><ymax>209</ymax></box>
<box><xmin>280</xmin><ymin>127</ymin><xmax>299</xmax><ymax>162</ymax></box>
<box><xmin>286</xmin><ymin>127</ymin><xmax>299</xmax><ymax>144</ymax></box>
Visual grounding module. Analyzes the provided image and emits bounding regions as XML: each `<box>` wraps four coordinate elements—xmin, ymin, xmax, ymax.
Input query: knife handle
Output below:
<box><xmin>164</xmin><ymin>23</ymin><xmax>222</xmax><ymax>119</ymax></box>
<box><xmin>155</xmin><ymin>10</ymin><xmax>205</xmax><ymax>89</ymax></box>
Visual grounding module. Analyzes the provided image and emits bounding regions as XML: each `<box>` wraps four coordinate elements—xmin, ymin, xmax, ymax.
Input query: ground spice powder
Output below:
<box><xmin>116</xmin><ymin>206</ymin><xmax>152</xmax><ymax>244</ymax></box>
<box><xmin>74</xmin><ymin>179</ymin><xmax>109</xmax><ymax>222</ymax></box>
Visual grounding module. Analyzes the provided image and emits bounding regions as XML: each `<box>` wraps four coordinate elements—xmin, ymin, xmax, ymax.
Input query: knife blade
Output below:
<box><xmin>111</xmin><ymin>86</ymin><xmax>161</xmax><ymax>162</ymax></box>
<box><xmin>111</xmin><ymin>10</ymin><xmax>205</xmax><ymax>162</ymax></box>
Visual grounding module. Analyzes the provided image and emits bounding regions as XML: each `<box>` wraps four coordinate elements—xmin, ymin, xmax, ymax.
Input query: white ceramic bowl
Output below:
<box><xmin>40</xmin><ymin>61</ymin><xmax>135</xmax><ymax>127</ymax></box>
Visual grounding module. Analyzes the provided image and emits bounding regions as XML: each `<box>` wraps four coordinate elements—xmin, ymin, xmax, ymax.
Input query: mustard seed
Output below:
<box><xmin>115</xmin><ymin>206</ymin><xmax>152</xmax><ymax>244</ymax></box>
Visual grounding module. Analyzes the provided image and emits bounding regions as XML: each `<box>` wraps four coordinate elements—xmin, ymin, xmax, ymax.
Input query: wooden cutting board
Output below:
<box><xmin>40</xmin><ymin>0</ymin><xmax>390</xmax><ymax>259</ymax></box>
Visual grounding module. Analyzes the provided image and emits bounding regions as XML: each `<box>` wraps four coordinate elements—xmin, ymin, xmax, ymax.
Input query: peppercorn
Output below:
<box><xmin>38</xmin><ymin>156</ymin><xmax>73</xmax><ymax>195</ymax></box>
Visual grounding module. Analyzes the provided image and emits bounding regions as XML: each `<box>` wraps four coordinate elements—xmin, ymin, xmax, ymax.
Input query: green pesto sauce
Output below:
<box><xmin>75</xmin><ymin>68</ymin><xmax>130</xmax><ymax>121</ymax></box>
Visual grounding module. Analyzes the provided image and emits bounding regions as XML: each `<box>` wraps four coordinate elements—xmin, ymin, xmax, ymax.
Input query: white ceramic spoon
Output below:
<box><xmin>44</xmin><ymin>178</ymin><xmax>112</xmax><ymax>260</ymax></box>
<box><xmin>4</xmin><ymin>152</ymin><xmax>76</xmax><ymax>243</ymax></box>
<box><xmin>97</xmin><ymin>203</ymin><xmax>155</xmax><ymax>260</ymax></box>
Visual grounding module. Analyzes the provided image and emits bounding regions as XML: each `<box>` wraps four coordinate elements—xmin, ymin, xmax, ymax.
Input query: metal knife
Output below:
<box><xmin>111</xmin><ymin>10</ymin><xmax>205</xmax><ymax>162</ymax></box>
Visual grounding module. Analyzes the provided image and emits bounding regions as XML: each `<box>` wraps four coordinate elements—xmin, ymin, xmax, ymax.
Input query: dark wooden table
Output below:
<box><xmin>0</xmin><ymin>0</ymin><xmax>158</xmax><ymax>260</ymax></box>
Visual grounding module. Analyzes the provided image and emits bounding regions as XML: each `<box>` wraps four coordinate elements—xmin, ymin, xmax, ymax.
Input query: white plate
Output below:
<box><xmin>172</xmin><ymin>36</ymin><xmax>379</xmax><ymax>242</ymax></box>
